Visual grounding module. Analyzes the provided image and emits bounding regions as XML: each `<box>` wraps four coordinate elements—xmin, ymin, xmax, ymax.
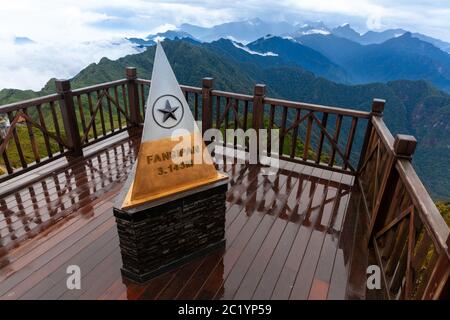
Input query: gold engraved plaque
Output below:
<box><xmin>122</xmin><ymin>133</ymin><xmax>226</xmax><ymax>208</ymax></box>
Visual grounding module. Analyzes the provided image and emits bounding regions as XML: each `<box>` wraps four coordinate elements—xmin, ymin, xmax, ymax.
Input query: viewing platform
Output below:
<box><xmin>0</xmin><ymin>68</ymin><xmax>448</xmax><ymax>299</ymax></box>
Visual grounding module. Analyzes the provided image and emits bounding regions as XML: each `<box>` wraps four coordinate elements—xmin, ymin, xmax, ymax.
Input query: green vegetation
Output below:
<box><xmin>436</xmin><ymin>202</ymin><xmax>450</xmax><ymax>227</ymax></box>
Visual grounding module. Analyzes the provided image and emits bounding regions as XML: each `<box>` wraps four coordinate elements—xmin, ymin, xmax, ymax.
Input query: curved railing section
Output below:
<box><xmin>357</xmin><ymin>100</ymin><xmax>450</xmax><ymax>299</ymax></box>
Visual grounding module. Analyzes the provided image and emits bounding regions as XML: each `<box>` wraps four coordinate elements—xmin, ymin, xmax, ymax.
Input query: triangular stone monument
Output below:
<box><xmin>120</xmin><ymin>42</ymin><xmax>227</xmax><ymax>209</ymax></box>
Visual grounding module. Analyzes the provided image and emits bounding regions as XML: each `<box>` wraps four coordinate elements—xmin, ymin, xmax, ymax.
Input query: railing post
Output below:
<box><xmin>201</xmin><ymin>77</ymin><xmax>214</xmax><ymax>139</ymax></box>
<box><xmin>126</xmin><ymin>67</ymin><xmax>140</xmax><ymax>127</ymax></box>
<box><xmin>253</xmin><ymin>84</ymin><xmax>266</xmax><ymax>162</ymax></box>
<box><xmin>358</xmin><ymin>98</ymin><xmax>385</xmax><ymax>171</ymax></box>
<box><xmin>55</xmin><ymin>79</ymin><xmax>82</xmax><ymax>158</ymax></box>
<box><xmin>393</xmin><ymin>134</ymin><xmax>417</xmax><ymax>159</ymax></box>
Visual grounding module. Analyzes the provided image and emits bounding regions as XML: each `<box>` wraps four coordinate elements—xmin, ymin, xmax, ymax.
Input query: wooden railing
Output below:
<box><xmin>357</xmin><ymin>100</ymin><xmax>450</xmax><ymax>299</ymax></box>
<box><xmin>136</xmin><ymin>78</ymin><xmax>370</xmax><ymax>175</ymax></box>
<box><xmin>0</xmin><ymin>69</ymin><xmax>142</xmax><ymax>182</ymax></box>
<box><xmin>0</xmin><ymin>92</ymin><xmax>71</xmax><ymax>181</ymax></box>
<box><xmin>0</xmin><ymin>66</ymin><xmax>448</xmax><ymax>299</ymax></box>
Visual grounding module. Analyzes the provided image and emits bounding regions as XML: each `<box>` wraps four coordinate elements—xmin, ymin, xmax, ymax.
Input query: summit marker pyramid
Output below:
<box><xmin>121</xmin><ymin>42</ymin><xmax>227</xmax><ymax>209</ymax></box>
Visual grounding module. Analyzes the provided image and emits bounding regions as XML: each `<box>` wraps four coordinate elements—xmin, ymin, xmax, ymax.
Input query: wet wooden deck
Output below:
<box><xmin>0</xmin><ymin>134</ymin><xmax>365</xmax><ymax>300</ymax></box>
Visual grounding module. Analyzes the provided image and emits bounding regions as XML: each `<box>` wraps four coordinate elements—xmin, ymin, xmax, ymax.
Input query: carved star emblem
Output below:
<box><xmin>158</xmin><ymin>99</ymin><xmax>179</xmax><ymax>123</ymax></box>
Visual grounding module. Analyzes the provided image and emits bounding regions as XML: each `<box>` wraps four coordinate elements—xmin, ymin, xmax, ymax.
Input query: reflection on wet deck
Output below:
<box><xmin>0</xmin><ymin>135</ymin><xmax>364</xmax><ymax>300</ymax></box>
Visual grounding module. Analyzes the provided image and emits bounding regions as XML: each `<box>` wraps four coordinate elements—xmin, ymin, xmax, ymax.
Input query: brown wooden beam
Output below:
<box><xmin>126</xmin><ymin>67</ymin><xmax>140</xmax><ymax>127</ymax></box>
<box><xmin>55</xmin><ymin>79</ymin><xmax>83</xmax><ymax>158</ymax></box>
<box><xmin>201</xmin><ymin>77</ymin><xmax>214</xmax><ymax>139</ymax></box>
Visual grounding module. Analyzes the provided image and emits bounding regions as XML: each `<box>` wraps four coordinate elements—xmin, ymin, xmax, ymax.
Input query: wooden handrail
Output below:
<box><xmin>136</xmin><ymin>78</ymin><xmax>372</xmax><ymax>118</ymax></box>
<box><xmin>71</xmin><ymin>79</ymin><xmax>128</xmax><ymax>95</ymax></box>
<box><xmin>0</xmin><ymin>93</ymin><xmax>59</xmax><ymax>113</ymax></box>
<box><xmin>136</xmin><ymin>78</ymin><xmax>203</xmax><ymax>94</ymax></box>
<box><xmin>264</xmin><ymin>97</ymin><xmax>371</xmax><ymax>118</ymax></box>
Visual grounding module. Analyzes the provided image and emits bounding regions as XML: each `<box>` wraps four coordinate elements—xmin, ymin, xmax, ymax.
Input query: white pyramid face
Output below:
<box><xmin>141</xmin><ymin>42</ymin><xmax>199</xmax><ymax>142</ymax></box>
<box><xmin>121</xmin><ymin>42</ymin><xmax>226</xmax><ymax>209</ymax></box>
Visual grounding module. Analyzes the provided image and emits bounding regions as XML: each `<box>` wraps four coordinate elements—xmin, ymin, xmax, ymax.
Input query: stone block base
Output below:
<box><xmin>113</xmin><ymin>183</ymin><xmax>227</xmax><ymax>283</ymax></box>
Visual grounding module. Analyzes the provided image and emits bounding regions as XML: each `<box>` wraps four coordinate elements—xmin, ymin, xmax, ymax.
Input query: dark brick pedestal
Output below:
<box><xmin>113</xmin><ymin>182</ymin><xmax>227</xmax><ymax>283</ymax></box>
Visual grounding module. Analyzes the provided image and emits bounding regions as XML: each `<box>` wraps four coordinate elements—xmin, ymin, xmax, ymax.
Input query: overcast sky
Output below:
<box><xmin>1</xmin><ymin>0</ymin><xmax>449</xmax><ymax>90</ymax></box>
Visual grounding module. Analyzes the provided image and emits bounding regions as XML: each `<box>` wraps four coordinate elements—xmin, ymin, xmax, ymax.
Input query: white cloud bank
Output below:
<box><xmin>0</xmin><ymin>37</ymin><xmax>140</xmax><ymax>91</ymax></box>
<box><xmin>231</xmin><ymin>40</ymin><xmax>278</xmax><ymax>56</ymax></box>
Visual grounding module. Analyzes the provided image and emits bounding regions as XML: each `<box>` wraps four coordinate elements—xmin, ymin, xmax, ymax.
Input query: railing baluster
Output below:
<box><xmin>121</xmin><ymin>84</ymin><xmax>129</xmax><ymax>117</ymax></box>
<box><xmin>216</xmin><ymin>96</ymin><xmax>221</xmax><ymax>128</ymax></box>
<box><xmin>140</xmin><ymin>83</ymin><xmax>146</xmax><ymax>118</ymax></box>
<box><xmin>225</xmin><ymin>97</ymin><xmax>230</xmax><ymax>130</ymax></box>
<box><xmin>22</xmin><ymin>107</ymin><xmax>40</xmax><ymax>163</ymax></box>
<box><xmin>243</xmin><ymin>100</ymin><xmax>249</xmax><ymax>132</ymax></box>
<box><xmin>279</xmin><ymin>106</ymin><xmax>288</xmax><ymax>156</ymax></box>
<box><xmin>224</xmin><ymin>97</ymin><xmax>230</xmax><ymax>146</ymax></box>
<box><xmin>49</xmin><ymin>101</ymin><xmax>64</xmax><ymax>153</ymax></box>
<box><xmin>106</xmin><ymin>88</ymin><xmax>114</xmax><ymax>133</ymax></box>
<box><xmin>234</xmin><ymin>99</ymin><xmax>238</xmax><ymax>148</ymax></box>
<box><xmin>76</xmin><ymin>95</ymin><xmax>87</xmax><ymax>135</ymax></box>
<box><xmin>96</xmin><ymin>90</ymin><xmax>106</xmax><ymax>136</ymax></box>
<box><xmin>290</xmin><ymin>109</ymin><xmax>301</xmax><ymax>158</ymax></box>
<box><xmin>7</xmin><ymin>111</ymin><xmax>27</xmax><ymax>168</ymax></box>
<box><xmin>0</xmin><ymin>136</ymin><xmax>13</xmax><ymax>174</ymax></box>
<box><xmin>194</xmin><ymin>93</ymin><xmax>199</xmax><ymax>121</ymax></box>
<box><xmin>267</xmin><ymin>104</ymin><xmax>275</xmax><ymax>156</ymax></box>
<box><xmin>87</xmin><ymin>93</ymin><xmax>97</xmax><ymax>140</ymax></box>
<box><xmin>315</xmin><ymin>113</ymin><xmax>328</xmax><ymax>164</ymax></box>
<box><xmin>343</xmin><ymin>117</ymin><xmax>358</xmax><ymax>169</ymax></box>
<box><xmin>36</xmin><ymin>104</ymin><xmax>53</xmax><ymax>158</ymax></box>
<box><xmin>114</xmin><ymin>86</ymin><xmax>122</xmax><ymax>129</ymax></box>
<box><xmin>303</xmin><ymin>112</ymin><xmax>313</xmax><ymax>161</ymax></box>
<box><xmin>328</xmin><ymin>114</ymin><xmax>342</xmax><ymax>167</ymax></box>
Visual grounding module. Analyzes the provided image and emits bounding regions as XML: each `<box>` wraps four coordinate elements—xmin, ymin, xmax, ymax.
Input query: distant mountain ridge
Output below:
<box><xmin>179</xmin><ymin>18</ymin><xmax>295</xmax><ymax>43</ymax></box>
<box><xmin>1</xmin><ymin>39</ymin><xmax>449</xmax><ymax>199</ymax></box>
<box><xmin>297</xmin><ymin>32</ymin><xmax>450</xmax><ymax>91</ymax></box>
<box><xmin>171</xmin><ymin>18</ymin><xmax>450</xmax><ymax>53</ymax></box>
<box><xmin>204</xmin><ymin>36</ymin><xmax>349</xmax><ymax>83</ymax></box>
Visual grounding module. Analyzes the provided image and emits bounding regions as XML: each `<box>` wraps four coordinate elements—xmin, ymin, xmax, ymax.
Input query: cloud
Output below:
<box><xmin>0</xmin><ymin>37</ymin><xmax>140</xmax><ymax>91</ymax></box>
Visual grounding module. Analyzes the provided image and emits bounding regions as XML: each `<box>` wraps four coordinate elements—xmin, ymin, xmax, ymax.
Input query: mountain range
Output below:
<box><xmin>126</xmin><ymin>19</ymin><xmax>450</xmax><ymax>92</ymax></box>
<box><xmin>168</xmin><ymin>18</ymin><xmax>450</xmax><ymax>53</ymax></box>
<box><xmin>1</xmin><ymin>38</ymin><xmax>449</xmax><ymax>200</ymax></box>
